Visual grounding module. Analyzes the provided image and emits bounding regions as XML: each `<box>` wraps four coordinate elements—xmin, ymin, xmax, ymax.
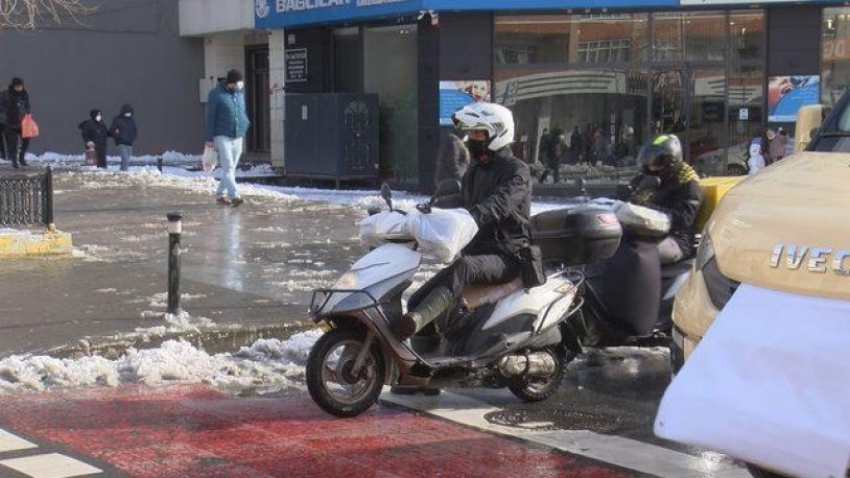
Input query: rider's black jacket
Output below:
<box><xmin>461</xmin><ymin>148</ymin><xmax>532</xmax><ymax>257</ymax></box>
<box><xmin>629</xmin><ymin>162</ymin><xmax>703</xmax><ymax>258</ymax></box>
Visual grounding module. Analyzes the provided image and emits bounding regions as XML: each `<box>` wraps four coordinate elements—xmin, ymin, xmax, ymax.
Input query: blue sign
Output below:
<box><xmin>768</xmin><ymin>75</ymin><xmax>821</xmax><ymax>123</ymax></box>
<box><xmin>255</xmin><ymin>0</ymin><xmax>678</xmax><ymax>28</ymax></box>
<box><xmin>439</xmin><ymin>80</ymin><xmax>491</xmax><ymax>125</ymax></box>
<box><xmin>425</xmin><ymin>0</ymin><xmax>675</xmax><ymax>9</ymax></box>
<box><xmin>255</xmin><ymin>0</ymin><xmax>423</xmax><ymax>28</ymax></box>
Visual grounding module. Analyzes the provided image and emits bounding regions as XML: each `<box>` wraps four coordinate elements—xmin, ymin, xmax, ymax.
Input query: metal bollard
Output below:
<box><xmin>166</xmin><ymin>212</ymin><xmax>183</xmax><ymax>315</ymax></box>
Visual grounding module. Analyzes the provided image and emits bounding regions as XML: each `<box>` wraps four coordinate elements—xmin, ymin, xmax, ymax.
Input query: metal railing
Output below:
<box><xmin>0</xmin><ymin>167</ymin><xmax>54</xmax><ymax>231</ymax></box>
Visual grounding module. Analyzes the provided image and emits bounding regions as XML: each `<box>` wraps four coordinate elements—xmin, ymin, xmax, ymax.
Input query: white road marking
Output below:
<box><xmin>381</xmin><ymin>388</ymin><xmax>750</xmax><ymax>478</ymax></box>
<box><xmin>0</xmin><ymin>453</ymin><xmax>102</xmax><ymax>478</ymax></box>
<box><xmin>0</xmin><ymin>429</ymin><xmax>37</xmax><ymax>453</ymax></box>
<box><xmin>0</xmin><ymin>428</ymin><xmax>102</xmax><ymax>478</ymax></box>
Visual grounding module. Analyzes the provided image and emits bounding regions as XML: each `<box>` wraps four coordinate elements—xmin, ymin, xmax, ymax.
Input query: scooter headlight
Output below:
<box><xmin>333</xmin><ymin>271</ymin><xmax>358</xmax><ymax>290</ymax></box>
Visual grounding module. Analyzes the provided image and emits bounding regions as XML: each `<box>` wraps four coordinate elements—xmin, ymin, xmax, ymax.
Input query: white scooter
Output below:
<box><xmin>306</xmin><ymin>182</ymin><xmax>621</xmax><ymax>418</ymax></box>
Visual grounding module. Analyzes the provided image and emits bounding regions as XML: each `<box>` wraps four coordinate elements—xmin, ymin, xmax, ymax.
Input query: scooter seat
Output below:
<box><xmin>462</xmin><ymin>277</ymin><xmax>524</xmax><ymax>310</ymax></box>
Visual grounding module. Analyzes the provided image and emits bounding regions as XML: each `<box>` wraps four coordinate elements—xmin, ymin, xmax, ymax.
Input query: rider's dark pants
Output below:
<box><xmin>408</xmin><ymin>252</ymin><xmax>520</xmax><ymax>316</ymax></box>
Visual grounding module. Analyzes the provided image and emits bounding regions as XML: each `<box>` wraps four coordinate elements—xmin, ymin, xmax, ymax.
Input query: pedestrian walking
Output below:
<box><xmin>434</xmin><ymin>121</ymin><xmax>469</xmax><ymax>187</ymax></box>
<box><xmin>206</xmin><ymin>69</ymin><xmax>250</xmax><ymax>207</ymax></box>
<box><xmin>0</xmin><ymin>78</ymin><xmax>31</xmax><ymax>168</ymax></box>
<box><xmin>78</xmin><ymin>109</ymin><xmax>111</xmax><ymax>168</ymax></box>
<box><xmin>540</xmin><ymin>127</ymin><xmax>563</xmax><ymax>184</ymax></box>
<box><xmin>110</xmin><ymin>104</ymin><xmax>137</xmax><ymax>172</ymax></box>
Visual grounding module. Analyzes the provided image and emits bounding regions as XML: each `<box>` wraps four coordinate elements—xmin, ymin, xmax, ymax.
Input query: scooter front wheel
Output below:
<box><xmin>508</xmin><ymin>346</ymin><xmax>571</xmax><ymax>402</ymax></box>
<box><xmin>306</xmin><ymin>327</ymin><xmax>385</xmax><ymax>418</ymax></box>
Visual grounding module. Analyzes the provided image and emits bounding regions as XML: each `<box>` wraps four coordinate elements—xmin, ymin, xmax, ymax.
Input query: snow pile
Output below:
<box><xmin>0</xmin><ymin>330</ymin><xmax>322</xmax><ymax>393</ymax></box>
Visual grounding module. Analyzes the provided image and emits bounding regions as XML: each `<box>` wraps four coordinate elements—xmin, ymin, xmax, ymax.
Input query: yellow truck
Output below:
<box><xmin>670</xmin><ymin>102</ymin><xmax>835</xmax><ymax>369</ymax></box>
<box><xmin>664</xmin><ymin>99</ymin><xmax>847</xmax><ymax>478</ymax></box>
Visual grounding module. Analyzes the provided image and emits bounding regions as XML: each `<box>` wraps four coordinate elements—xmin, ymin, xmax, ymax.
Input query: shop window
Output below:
<box><xmin>652</xmin><ymin>11</ymin><xmax>726</xmax><ymax>63</ymax></box>
<box><xmin>652</xmin><ymin>12</ymin><xmax>685</xmax><ymax>62</ymax></box>
<box><xmin>578</xmin><ymin>39</ymin><xmax>632</xmax><ymax>64</ymax></box>
<box><xmin>572</xmin><ymin>14</ymin><xmax>648</xmax><ymax>65</ymax></box>
<box><xmin>494</xmin><ymin>9</ymin><xmax>763</xmax><ymax>181</ymax></box>
<box><xmin>495</xmin><ymin>15</ymin><xmax>569</xmax><ymax>65</ymax></box>
<box><xmin>730</xmin><ymin>11</ymin><xmax>764</xmax><ymax>64</ymax></box>
<box><xmin>823</xmin><ymin>7</ymin><xmax>850</xmax><ymax>106</ymax></box>
<box><xmin>684</xmin><ymin>12</ymin><xmax>726</xmax><ymax>62</ymax></box>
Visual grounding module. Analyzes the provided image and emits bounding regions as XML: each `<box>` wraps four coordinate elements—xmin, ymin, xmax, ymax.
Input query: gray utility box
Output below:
<box><xmin>283</xmin><ymin>93</ymin><xmax>379</xmax><ymax>180</ymax></box>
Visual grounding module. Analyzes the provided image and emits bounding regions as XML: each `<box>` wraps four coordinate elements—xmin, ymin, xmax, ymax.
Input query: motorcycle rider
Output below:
<box><xmin>392</xmin><ymin>101</ymin><xmax>532</xmax><ymax>342</ymax></box>
<box><xmin>590</xmin><ymin>133</ymin><xmax>702</xmax><ymax>342</ymax></box>
<box><xmin>629</xmin><ymin>134</ymin><xmax>702</xmax><ymax>264</ymax></box>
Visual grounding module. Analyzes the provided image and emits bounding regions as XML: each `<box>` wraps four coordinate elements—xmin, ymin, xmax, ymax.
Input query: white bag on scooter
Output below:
<box><xmin>407</xmin><ymin>208</ymin><xmax>479</xmax><ymax>263</ymax></box>
<box><xmin>359</xmin><ymin>211</ymin><xmax>411</xmax><ymax>246</ymax></box>
<box><xmin>615</xmin><ymin>202</ymin><xmax>671</xmax><ymax>237</ymax></box>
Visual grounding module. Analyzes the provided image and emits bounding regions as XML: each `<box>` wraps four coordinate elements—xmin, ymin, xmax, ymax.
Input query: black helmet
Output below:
<box><xmin>638</xmin><ymin>134</ymin><xmax>683</xmax><ymax>171</ymax></box>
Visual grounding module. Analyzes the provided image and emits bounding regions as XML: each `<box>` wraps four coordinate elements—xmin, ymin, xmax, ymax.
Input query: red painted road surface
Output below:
<box><xmin>0</xmin><ymin>384</ymin><xmax>639</xmax><ymax>477</ymax></box>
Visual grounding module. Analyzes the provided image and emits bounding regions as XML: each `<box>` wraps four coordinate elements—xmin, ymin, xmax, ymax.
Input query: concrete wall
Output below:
<box><xmin>270</xmin><ymin>30</ymin><xmax>287</xmax><ymax>167</ymax></box>
<box><xmin>204</xmin><ymin>34</ymin><xmax>247</xmax><ymax>85</ymax></box>
<box><xmin>179</xmin><ymin>0</ymin><xmax>254</xmax><ymax>36</ymax></box>
<box><xmin>767</xmin><ymin>5</ymin><xmax>822</xmax><ymax>76</ymax></box>
<box><xmin>0</xmin><ymin>0</ymin><xmax>205</xmax><ymax>156</ymax></box>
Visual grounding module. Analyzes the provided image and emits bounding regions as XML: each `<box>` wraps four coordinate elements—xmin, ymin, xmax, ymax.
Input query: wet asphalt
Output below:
<box><xmin>0</xmin><ymin>168</ymin><xmax>742</xmax><ymax>473</ymax></box>
<box><xmin>0</xmin><ymin>169</ymin><xmax>369</xmax><ymax>356</ymax></box>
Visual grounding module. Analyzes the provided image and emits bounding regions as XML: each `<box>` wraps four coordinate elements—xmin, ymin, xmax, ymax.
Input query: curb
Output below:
<box><xmin>0</xmin><ymin>230</ymin><xmax>73</xmax><ymax>258</ymax></box>
<box><xmin>43</xmin><ymin>321</ymin><xmax>317</xmax><ymax>360</ymax></box>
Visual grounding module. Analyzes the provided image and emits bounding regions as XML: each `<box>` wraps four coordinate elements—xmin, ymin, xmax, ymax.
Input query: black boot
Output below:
<box><xmin>393</xmin><ymin>286</ymin><xmax>454</xmax><ymax>340</ymax></box>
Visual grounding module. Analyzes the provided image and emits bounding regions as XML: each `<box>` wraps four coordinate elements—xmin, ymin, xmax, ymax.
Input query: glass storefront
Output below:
<box><xmin>823</xmin><ymin>7</ymin><xmax>850</xmax><ymax>107</ymax></box>
<box><xmin>364</xmin><ymin>25</ymin><xmax>419</xmax><ymax>184</ymax></box>
<box><xmin>495</xmin><ymin>10</ymin><xmax>765</xmax><ymax>181</ymax></box>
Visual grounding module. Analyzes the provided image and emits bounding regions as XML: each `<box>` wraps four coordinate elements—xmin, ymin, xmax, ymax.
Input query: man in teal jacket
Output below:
<box><xmin>205</xmin><ymin>69</ymin><xmax>250</xmax><ymax>206</ymax></box>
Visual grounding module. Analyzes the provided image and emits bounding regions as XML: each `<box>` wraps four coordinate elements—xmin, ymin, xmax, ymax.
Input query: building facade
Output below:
<box><xmin>183</xmin><ymin>0</ymin><xmax>850</xmax><ymax>190</ymax></box>
<box><xmin>0</xmin><ymin>0</ymin><xmax>205</xmax><ymax>156</ymax></box>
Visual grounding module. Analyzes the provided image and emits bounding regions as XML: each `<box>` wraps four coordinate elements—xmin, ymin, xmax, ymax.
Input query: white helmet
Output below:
<box><xmin>452</xmin><ymin>102</ymin><xmax>515</xmax><ymax>152</ymax></box>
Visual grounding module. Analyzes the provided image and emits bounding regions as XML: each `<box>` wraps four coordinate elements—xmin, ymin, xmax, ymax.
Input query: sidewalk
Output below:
<box><xmin>0</xmin><ymin>170</ymin><xmax>366</xmax><ymax>356</ymax></box>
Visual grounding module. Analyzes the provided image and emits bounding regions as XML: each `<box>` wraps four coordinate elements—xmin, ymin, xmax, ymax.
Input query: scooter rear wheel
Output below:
<box><xmin>306</xmin><ymin>328</ymin><xmax>385</xmax><ymax>418</ymax></box>
<box><xmin>508</xmin><ymin>346</ymin><xmax>571</xmax><ymax>402</ymax></box>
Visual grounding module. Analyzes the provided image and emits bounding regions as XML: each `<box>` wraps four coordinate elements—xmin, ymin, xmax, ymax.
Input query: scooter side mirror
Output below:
<box><xmin>380</xmin><ymin>183</ymin><xmax>393</xmax><ymax>210</ymax></box>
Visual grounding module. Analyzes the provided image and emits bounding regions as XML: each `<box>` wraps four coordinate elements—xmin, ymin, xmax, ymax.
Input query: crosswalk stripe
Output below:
<box><xmin>0</xmin><ymin>429</ymin><xmax>37</xmax><ymax>453</ymax></box>
<box><xmin>0</xmin><ymin>453</ymin><xmax>102</xmax><ymax>478</ymax></box>
<box><xmin>381</xmin><ymin>388</ymin><xmax>750</xmax><ymax>478</ymax></box>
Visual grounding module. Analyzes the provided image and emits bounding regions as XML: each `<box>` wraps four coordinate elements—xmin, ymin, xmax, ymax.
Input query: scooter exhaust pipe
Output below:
<box><xmin>498</xmin><ymin>352</ymin><xmax>556</xmax><ymax>378</ymax></box>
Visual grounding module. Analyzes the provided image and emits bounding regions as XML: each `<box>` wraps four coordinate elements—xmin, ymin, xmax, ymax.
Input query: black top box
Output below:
<box><xmin>530</xmin><ymin>206</ymin><xmax>622</xmax><ymax>265</ymax></box>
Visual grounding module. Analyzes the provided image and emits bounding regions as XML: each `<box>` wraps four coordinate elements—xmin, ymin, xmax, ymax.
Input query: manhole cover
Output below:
<box><xmin>484</xmin><ymin>408</ymin><xmax>622</xmax><ymax>433</ymax></box>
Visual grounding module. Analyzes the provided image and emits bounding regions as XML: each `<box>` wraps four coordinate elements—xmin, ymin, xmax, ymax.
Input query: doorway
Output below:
<box><xmin>246</xmin><ymin>46</ymin><xmax>271</xmax><ymax>154</ymax></box>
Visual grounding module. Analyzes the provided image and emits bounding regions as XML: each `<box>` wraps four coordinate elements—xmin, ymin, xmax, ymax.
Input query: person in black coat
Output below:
<box><xmin>393</xmin><ymin>102</ymin><xmax>531</xmax><ymax>341</ymax></box>
<box><xmin>78</xmin><ymin>109</ymin><xmax>111</xmax><ymax>168</ymax></box>
<box><xmin>590</xmin><ymin>134</ymin><xmax>703</xmax><ymax>339</ymax></box>
<box><xmin>1</xmin><ymin>77</ymin><xmax>31</xmax><ymax>168</ymax></box>
<box><xmin>110</xmin><ymin>104</ymin><xmax>137</xmax><ymax>171</ymax></box>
